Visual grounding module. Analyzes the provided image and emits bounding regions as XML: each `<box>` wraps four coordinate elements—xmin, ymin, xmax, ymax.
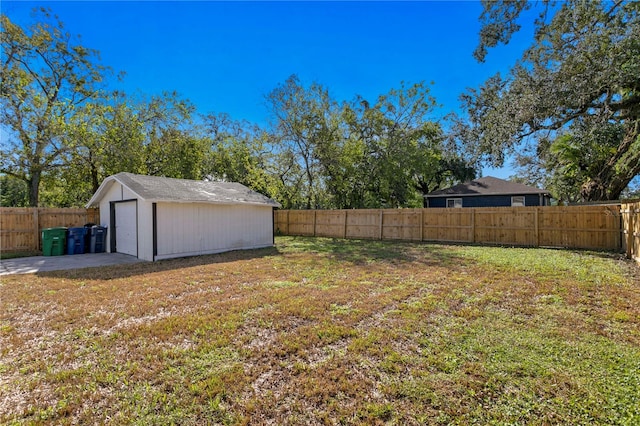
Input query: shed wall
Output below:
<box><xmin>137</xmin><ymin>200</ymin><xmax>154</xmax><ymax>261</ymax></box>
<box><xmin>155</xmin><ymin>202</ymin><xmax>273</xmax><ymax>260</ymax></box>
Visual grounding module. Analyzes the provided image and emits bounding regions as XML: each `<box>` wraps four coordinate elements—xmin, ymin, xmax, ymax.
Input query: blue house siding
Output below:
<box><xmin>426</xmin><ymin>198</ymin><xmax>448</xmax><ymax>208</ymax></box>
<box><xmin>427</xmin><ymin>194</ymin><xmax>545</xmax><ymax>208</ymax></box>
<box><xmin>524</xmin><ymin>194</ymin><xmax>545</xmax><ymax>206</ymax></box>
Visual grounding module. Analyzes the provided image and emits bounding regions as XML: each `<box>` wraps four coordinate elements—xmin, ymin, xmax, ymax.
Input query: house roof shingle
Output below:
<box><xmin>87</xmin><ymin>173</ymin><xmax>281</xmax><ymax>208</ymax></box>
<box><xmin>425</xmin><ymin>176</ymin><xmax>550</xmax><ymax>198</ymax></box>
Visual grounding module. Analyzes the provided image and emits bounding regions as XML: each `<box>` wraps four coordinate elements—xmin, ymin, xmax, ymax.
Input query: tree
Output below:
<box><xmin>458</xmin><ymin>0</ymin><xmax>640</xmax><ymax>201</ymax></box>
<box><xmin>265</xmin><ymin>77</ymin><xmax>473</xmax><ymax>209</ymax></box>
<box><xmin>202</xmin><ymin>113</ymin><xmax>271</xmax><ymax>192</ymax></box>
<box><xmin>0</xmin><ymin>9</ymin><xmax>110</xmax><ymax>206</ymax></box>
<box><xmin>414</xmin><ymin>156</ymin><xmax>476</xmax><ymax>203</ymax></box>
<box><xmin>145</xmin><ymin>128</ymin><xmax>206</xmax><ymax>180</ymax></box>
<box><xmin>515</xmin><ymin>118</ymin><xmax>628</xmax><ymax>203</ymax></box>
<box><xmin>64</xmin><ymin>92</ymin><xmax>146</xmax><ymax>196</ymax></box>
<box><xmin>60</xmin><ymin>90</ymin><xmax>196</xmax><ymax>206</ymax></box>
<box><xmin>344</xmin><ymin>82</ymin><xmax>472</xmax><ymax>208</ymax></box>
<box><xmin>203</xmin><ymin>113</ymin><xmax>260</xmax><ymax>183</ymax></box>
<box><xmin>0</xmin><ymin>174</ymin><xmax>29</xmax><ymax>207</ymax></box>
<box><xmin>266</xmin><ymin>75</ymin><xmax>341</xmax><ymax>209</ymax></box>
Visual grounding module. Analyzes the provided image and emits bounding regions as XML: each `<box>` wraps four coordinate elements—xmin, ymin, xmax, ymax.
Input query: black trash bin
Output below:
<box><xmin>67</xmin><ymin>227</ymin><xmax>86</xmax><ymax>255</ymax></box>
<box><xmin>90</xmin><ymin>226</ymin><xmax>107</xmax><ymax>253</ymax></box>
<box><xmin>84</xmin><ymin>223</ymin><xmax>95</xmax><ymax>252</ymax></box>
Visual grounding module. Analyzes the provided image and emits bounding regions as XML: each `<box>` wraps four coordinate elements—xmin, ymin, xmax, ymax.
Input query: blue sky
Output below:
<box><xmin>3</xmin><ymin>1</ymin><xmax>537</xmax><ymax>179</ymax></box>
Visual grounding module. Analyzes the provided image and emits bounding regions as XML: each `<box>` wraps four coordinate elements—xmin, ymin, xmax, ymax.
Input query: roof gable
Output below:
<box><xmin>87</xmin><ymin>173</ymin><xmax>281</xmax><ymax>208</ymax></box>
<box><xmin>425</xmin><ymin>176</ymin><xmax>550</xmax><ymax>198</ymax></box>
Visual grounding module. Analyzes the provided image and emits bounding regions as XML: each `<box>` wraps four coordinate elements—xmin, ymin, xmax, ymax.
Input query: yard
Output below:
<box><xmin>1</xmin><ymin>236</ymin><xmax>639</xmax><ymax>425</ymax></box>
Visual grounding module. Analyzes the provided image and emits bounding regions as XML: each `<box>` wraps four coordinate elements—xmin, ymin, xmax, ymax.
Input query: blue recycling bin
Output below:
<box><xmin>90</xmin><ymin>226</ymin><xmax>107</xmax><ymax>253</ymax></box>
<box><xmin>67</xmin><ymin>227</ymin><xmax>86</xmax><ymax>255</ymax></box>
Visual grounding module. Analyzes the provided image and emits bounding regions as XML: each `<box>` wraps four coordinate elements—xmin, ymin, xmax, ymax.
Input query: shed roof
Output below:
<box><xmin>425</xmin><ymin>176</ymin><xmax>550</xmax><ymax>198</ymax></box>
<box><xmin>86</xmin><ymin>173</ymin><xmax>281</xmax><ymax>208</ymax></box>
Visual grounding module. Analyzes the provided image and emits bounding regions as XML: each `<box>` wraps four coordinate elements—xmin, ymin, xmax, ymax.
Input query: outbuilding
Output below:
<box><xmin>424</xmin><ymin>176</ymin><xmax>551</xmax><ymax>208</ymax></box>
<box><xmin>86</xmin><ymin>173</ymin><xmax>281</xmax><ymax>261</ymax></box>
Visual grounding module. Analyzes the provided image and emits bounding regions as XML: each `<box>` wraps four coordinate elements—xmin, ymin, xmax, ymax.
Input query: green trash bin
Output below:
<box><xmin>42</xmin><ymin>227</ymin><xmax>67</xmax><ymax>256</ymax></box>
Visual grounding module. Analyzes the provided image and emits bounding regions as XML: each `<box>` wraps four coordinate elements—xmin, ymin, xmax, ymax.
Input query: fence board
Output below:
<box><xmin>383</xmin><ymin>209</ymin><xmax>422</xmax><ymax>241</ymax></box>
<box><xmin>274</xmin><ymin>205</ymin><xmax>628</xmax><ymax>254</ymax></box>
<box><xmin>0</xmin><ymin>208</ymin><xmax>99</xmax><ymax>252</ymax></box>
<box><xmin>423</xmin><ymin>208</ymin><xmax>473</xmax><ymax>242</ymax></box>
<box><xmin>287</xmin><ymin>210</ymin><xmax>315</xmax><ymax>236</ymax></box>
<box><xmin>315</xmin><ymin>210</ymin><xmax>347</xmax><ymax>238</ymax></box>
<box><xmin>622</xmin><ymin>201</ymin><xmax>640</xmax><ymax>264</ymax></box>
<box><xmin>274</xmin><ymin>210</ymin><xmax>289</xmax><ymax>235</ymax></box>
<box><xmin>538</xmin><ymin>206</ymin><xmax>620</xmax><ymax>249</ymax></box>
<box><xmin>474</xmin><ymin>207</ymin><xmax>538</xmax><ymax>246</ymax></box>
<box><xmin>346</xmin><ymin>210</ymin><xmax>381</xmax><ymax>240</ymax></box>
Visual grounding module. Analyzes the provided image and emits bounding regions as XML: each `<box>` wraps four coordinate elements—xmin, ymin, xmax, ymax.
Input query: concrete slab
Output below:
<box><xmin>0</xmin><ymin>253</ymin><xmax>145</xmax><ymax>275</ymax></box>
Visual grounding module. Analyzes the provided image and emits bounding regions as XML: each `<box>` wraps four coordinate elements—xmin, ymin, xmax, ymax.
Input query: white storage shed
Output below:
<box><xmin>86</xmin><ymin>173</ymin><xmax>281</xmax><ymax>261</ymax></box>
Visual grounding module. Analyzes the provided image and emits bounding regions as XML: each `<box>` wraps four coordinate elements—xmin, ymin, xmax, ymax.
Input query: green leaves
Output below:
<box><xmin>460</xmin><ymin>0</ymin><xmax>640</xmax><ymax>201</ymax></box>
<box><xmin>265</xmin><ymin>77</ymin><xmax>472</xmax><ymax>209</ymax></box>
<box><xmin>1</xmin><ymin>9</ymin><xmax>111</xmax><ymax>206</ymax></box>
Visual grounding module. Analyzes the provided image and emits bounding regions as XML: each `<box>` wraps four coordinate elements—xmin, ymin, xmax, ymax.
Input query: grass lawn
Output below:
<box><xmin>1</xmin><ymin>236</ymin><xmax>639</xmax><ymax>425</ymax></box>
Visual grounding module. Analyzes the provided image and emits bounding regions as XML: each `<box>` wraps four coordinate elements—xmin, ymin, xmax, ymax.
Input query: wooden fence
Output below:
<box><xmin>275</xmin><ymin>205</ymin><xmax>630</xmax><ymax>253</ymax></box>
<box><xmin>1</xmin><ymin>204</ymin><xmax>638</xmax><ymax>263</ymax></box>
<box><xmin>0</xmin><ymin>208</ymin><xmax>100</xmax><ymax>253</ymax></box>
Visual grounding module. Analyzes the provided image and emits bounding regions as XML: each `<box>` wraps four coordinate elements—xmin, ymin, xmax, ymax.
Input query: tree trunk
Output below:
<box><xmin>580</xmin><ymin>179</ymin><xmax>606</xmax><ymax>202</ymax></box>
<box><xmin>91</xmin><ymin>164</ymin><xmax>100</xmax><ymax>193</ymax></box>
<box><xmin>581</xmin><ymin>127</ymin><xmax>640</xmax><ymax>201</ymax></box>
<box><xmin>581</xmin><ymin>171</ymin><xmax>639</xmax><ymax>201</ymax></box>
<box><xmin>28</xmin><ymin>172</ymin><xmax>41</xmax><ymax>207</ymax></box>
<box><xmin>303</xmin><ymin>155</ymin><xmax>313</xmax><ymax>209</ymax></box>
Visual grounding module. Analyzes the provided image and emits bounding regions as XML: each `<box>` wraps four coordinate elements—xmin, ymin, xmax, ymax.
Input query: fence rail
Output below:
<box><xmin>275</xmin><ymin>205</ymin><xmax>633</xmax><ymax>255</ymax></box>
<box><xmin>0</xmin><ymin>208</ymin><xmax>99</xmax><ymax>253</ymax></box>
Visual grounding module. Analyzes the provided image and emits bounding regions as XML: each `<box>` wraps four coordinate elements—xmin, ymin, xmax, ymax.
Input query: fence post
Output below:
<box><xmin>635</xmin><ymin>204</ymin><xmax>640</xmax><ymax>263</ymax></box>
<box><xmin>379</xmin><ymin>210</ymin><xmax>384</xmax><ymax>240</ymax></box>
<box><xmin>613</xmin><ymin>206</ymin><xmax>620</xmax><ymax>251</ymax></box>
<box><xmin>420</xmin><ymin>209</ymin><xmax>424</xmax><ymax>242</ymax></box>
<box><xmin>343</xmin><ymin>210</ymin><xmax>348</xmax><ymax>239</ymax></box>
<box><xmin>313</xmin><ymin>210</ymin><xmax>317</xmax><ymax>237</ymax></box>
<box><xmin>33</xmin><ymin>208</ymin><xmax>40</xmax><ymax>251</ymax></box>
<box><xmin>535</xmin><ymin>207</ymin><xmax>540</xmax><ymax>248</ymax></box>
<box><xmin>623</xmin><ymin>203</ymin><xmax>635</xmax><ymax>259</ymax></box>
<box><xmin>471</xmin><ymin>208</ymin><xmax>476</xmax><ymax>243</ymax></box>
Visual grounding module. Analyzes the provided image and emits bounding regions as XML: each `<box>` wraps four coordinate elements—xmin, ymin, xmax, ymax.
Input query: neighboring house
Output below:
<box><xmin>424</xmin><ymin>176</ymin><xmax>551</xmax><ymax>208</ymax></box>
<box><xmin>86</xmin><ymin>173</ymin><xmax>281</xmax><ymax>261</ymax></box>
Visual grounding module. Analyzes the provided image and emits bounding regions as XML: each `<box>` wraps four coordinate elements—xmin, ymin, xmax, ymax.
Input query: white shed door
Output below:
<box><xmin>115</xmin><ymin>201</ymin><xmax>137</xmax><ymax>256</ymax></box>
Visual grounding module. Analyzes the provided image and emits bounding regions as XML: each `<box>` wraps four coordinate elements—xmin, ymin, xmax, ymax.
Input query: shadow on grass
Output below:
<box><xmin>0</xmin><ymin>251</ymin><xmax>41</xmax><ymax>260</ymax></box>
<box><xmin>567</xmin><ymin>248</ymin><xmax>629</xmax><ymax>260</ymax></box>
<box><xmin>37</xmin><ymin>237</ymin><xmax>466</xmax><ymax>281</ymax></box>
<box><xmin>37</xmin><ymin>236</ymin><xmax>592</xmax><ymax>282</ymax></box>
<box><xmin>36</xmin><ymin>246</ymin><xmax>282</xmax><ymax>280</ymax></box>
<box><xmin>278</xmin><ymin>236</ymin><xmax>464</xmax><ymax>267</ymax></box>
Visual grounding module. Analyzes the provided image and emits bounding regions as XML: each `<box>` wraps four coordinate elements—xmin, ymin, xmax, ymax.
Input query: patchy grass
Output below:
<box><xmin>1</xmin><ymin>236</ymin><xmax>639</xmax><ymax>425</ymax></box>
